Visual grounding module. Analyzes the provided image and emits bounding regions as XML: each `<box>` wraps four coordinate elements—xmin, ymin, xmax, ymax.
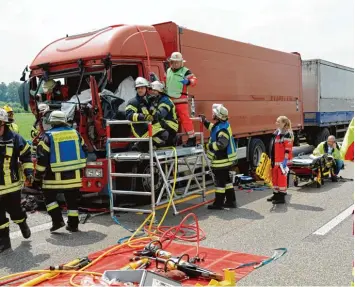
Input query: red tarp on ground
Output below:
<box><xmin>7</xmin><ymin>242</ymin><xmax>268</xmax><ymax>286</ymax></box>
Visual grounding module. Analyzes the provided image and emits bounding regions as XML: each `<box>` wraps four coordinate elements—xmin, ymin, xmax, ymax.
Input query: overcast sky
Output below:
<box><xmin>0</xmin><ymin>0</ymin><xmax>353</xmax><ymax>83</ymax></box>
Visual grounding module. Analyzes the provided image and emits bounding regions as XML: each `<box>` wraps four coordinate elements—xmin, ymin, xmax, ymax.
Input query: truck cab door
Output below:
<box><xmin>143</xmin><ymin>60</ymin><xmax>165</xmax><ymax>83</ymax></box>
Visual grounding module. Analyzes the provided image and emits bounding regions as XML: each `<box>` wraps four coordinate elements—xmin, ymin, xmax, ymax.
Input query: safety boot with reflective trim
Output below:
<box><xmin>50</xmin><ymin>221</ymin><xmax>65</xmax><ymax>233</ymax></box>
<box><xmin>0</xmin><ymin>227</ymin><xmax>11</xmax><ymax>253</ymax></box>
<box><xmin>19</xmin><ymin>221</ymin><xmax>31</xmax><ymax>239</ymax></box>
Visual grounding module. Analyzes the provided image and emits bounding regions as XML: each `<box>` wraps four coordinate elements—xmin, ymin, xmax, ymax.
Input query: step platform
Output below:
<box><xmin>7</xmin><ymin>242</ymin><xmax>268</xmax><ymax>286</ymax></box>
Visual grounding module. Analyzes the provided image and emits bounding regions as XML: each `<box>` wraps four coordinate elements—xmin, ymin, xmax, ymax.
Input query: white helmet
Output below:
<box><xmin>150</xmin><ymin>81</ymin><xmax>165</xmax><ymax>93</ymax></box>
<box><xmin>0</xmin><ymin>108</ymin><xmax>9</xmax><ymax>123</ymax></box>
<box><xmin>169</xmin><ymin>52</ymin><xmax>186</xmax><ymax>62</ymax></box>
<box><xmin>38</xmin><ymin>103</ymin><xmax>50</xmax><ymax>115</ymax></box>
<box><xmin>135</xmin><ymin>77</ymin><xmax>150</xmax><ymax>88</ymax></box>
<box><xmin>212</xmin><ymin>104</ymin><xmax>228</xmax><ymax>121</ymax></box>
<box><xmin>48</xmin><ymin>110</ymin><xmax>67</xmax><ymax>125</ymax></box>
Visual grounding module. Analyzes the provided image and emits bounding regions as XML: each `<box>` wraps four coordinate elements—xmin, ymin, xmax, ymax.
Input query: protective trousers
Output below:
<box><xmin>43</xmin><ymin>189</ymin><xmax>80</xmax><ymax>229</ymax></box>
<box><xmin>272</xmin><ymin>165</ymin><xmax>287</xmax><ymax>193</ymax></box>
<box><xmin>0</xmin><ymin>190</ymin><xmax>27</xmax><ymax>236</ymax></box>
<box><xmin>212</xmin><ymin>168</ymin><xmax>236</xmax><ymax>207</ymax></box>
<box><xmin>175</xmin><ymin>102</ymin><xmax>195</xmax><ymax>138</ymax></box>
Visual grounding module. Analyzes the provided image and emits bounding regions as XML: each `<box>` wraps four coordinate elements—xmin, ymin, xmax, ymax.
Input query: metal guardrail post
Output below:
<box><xmin>148</xmin><ymin>122</ymin><xmax>156</xmax><ymax>215</ymax></box>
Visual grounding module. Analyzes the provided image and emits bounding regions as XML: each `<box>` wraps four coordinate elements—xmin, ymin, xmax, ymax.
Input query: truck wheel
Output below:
<box><xmin>249</xmin><ymin>138</ymin><xmax>266</xmax><ymax>168</ymax></box>
<box><xmin>314</xmin><ymin>128</ymin><xmax>330</xmax><ymax>147</ymax></box>
<box><xmin>139</xmin><ymin>162</ymin><xmax>164</xmax><ymax>197</ymax></box>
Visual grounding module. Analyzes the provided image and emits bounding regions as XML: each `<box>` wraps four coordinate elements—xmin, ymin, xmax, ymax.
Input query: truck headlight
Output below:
<box><xmin>85</xmin><ymin>168</ymin><xmax>103</xmax><ymax>178</ymax></box>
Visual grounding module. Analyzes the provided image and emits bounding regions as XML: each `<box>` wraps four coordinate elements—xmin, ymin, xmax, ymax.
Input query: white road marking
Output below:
<box><xmin>313</xmin><ymin>205</ymin><xmax>353</xmax><ymax>236</ymax></box>
<box><xmin>10</xmin><ymin>222</ymin><xmax>53</xmax><ymax>239</ymax></box>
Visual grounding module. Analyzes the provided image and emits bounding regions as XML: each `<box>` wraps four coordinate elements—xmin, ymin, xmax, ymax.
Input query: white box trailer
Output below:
<box><xmin>301</xmin><ymin>59</ymin><xmax>354</xmax><ymax>145</ymax></box>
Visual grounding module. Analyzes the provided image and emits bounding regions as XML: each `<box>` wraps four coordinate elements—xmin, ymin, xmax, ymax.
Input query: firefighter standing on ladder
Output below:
<box><xmin>267</xmin><ymin>116</ymin><xmax>294</xmax><ymax>204</ymax></box>
<box><xmin>165</xmin><ymin>52</ymin><xmax>197</xmax><ymax>147</ymax></box>
<box><xmin>126</xmin><ymin>77</ymin><xmax>166</xmax><ymax>151</ymax></box>
<box><xmin>0</xmin><ymin>108</ymin><xmax>32</xmax><ymax>253</ymax></box>
<box><xmin>149</xmin><ymin>81</ymin><xmax>179</xmax><ymax>146</ymax></box>
<box><xmin>200</xmin><ymin>104</ymin><xmax>238</xmax><ymax>210</ymax></box>
<box><xmin>33</xmin><ymin>111</ymin><xmax>88</xmax><ymax>233</ymax></box>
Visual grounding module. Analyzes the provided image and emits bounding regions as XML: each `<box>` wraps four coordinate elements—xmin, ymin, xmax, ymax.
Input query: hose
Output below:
<box><xmin>1</xmin><ymin>147</ymin><xmax>207</xmax><ymax>286</ymax></box>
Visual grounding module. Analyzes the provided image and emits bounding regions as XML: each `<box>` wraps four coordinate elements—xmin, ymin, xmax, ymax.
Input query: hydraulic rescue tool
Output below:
<box><xmin>133</xmin><ymin>240</ymin><xmax>223</xmax><ymax>281</ymax></box>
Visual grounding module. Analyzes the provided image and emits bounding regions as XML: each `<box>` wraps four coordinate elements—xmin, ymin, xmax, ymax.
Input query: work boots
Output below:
<box><xmin>0</xmin><ymin>227</ymin><xmax>11</xmax><ymax>253</ymax></box>
<box><xmin>267</xmin><ymin>192</ymin><xmax>278</xmax><ymax>202</ymax></box>
<box><xmin>19</xmin><ymin>221</ymin><xmax>31</xmax><ymax>239</ymax></box>
<box><xmin>224</xmin><ymin>188</ymin><xmax>237</xmax><ymax>208</ymax></box>
<box><xmin>50</xmin><ymin>221</ymin><xmax>65</xmax><ymax>233</ymax></box>
<box><xmin>66</xmin><ymin>217</ymin><xmax>79</xmax><ymax>233</ymax></box>
<box><xmin>208</xmin><ymin>193</ymin><xmax>225</xmax><ymax>210</ymax></box>
<box><xmin>183</xmin><ymin>137</ymin><xmax>196</xmax><ymax>148</ymax></box>
<box><xmin>272</xmin><ymin>192</ymin><xmax>286</xmax><ymax>204</ymax></box>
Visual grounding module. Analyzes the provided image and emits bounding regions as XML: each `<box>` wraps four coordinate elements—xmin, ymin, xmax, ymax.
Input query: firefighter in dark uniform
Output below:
<box><xmin>125</xmin><ymin>77</ymin><xmax>165</xmax><ymax>151</ymax></box>
<box><xmin>33</xmin><ymin>111</ymin><xmax>88</xmax><ymax>233</ymax></box>
<box><xmin>149</xmin><ymin>81</ymin><xmax>179</xmax><ymax>146</ymax></box>
<box><xmin>200</xmin><ymin>104</ymin><xmax>238</xmax><ymax>210</ymax></box>
<box><xmin>0</xmin><ymin>108</ymin><xmax>32</xmax><ymax>253</ymax></box>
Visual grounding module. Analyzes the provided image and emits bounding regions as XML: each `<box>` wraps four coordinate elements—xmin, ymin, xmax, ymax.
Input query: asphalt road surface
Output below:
<box><xmin>0</xmin><ymin>145</ymin><xmax>353</xmax><ymax>286</ymax></box>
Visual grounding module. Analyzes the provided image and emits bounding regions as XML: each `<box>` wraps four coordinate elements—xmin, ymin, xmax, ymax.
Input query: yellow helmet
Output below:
<box><xmin>3</xmin><ymin>105</ymin><xmax>13</xmax><ymax>113</ymax></box>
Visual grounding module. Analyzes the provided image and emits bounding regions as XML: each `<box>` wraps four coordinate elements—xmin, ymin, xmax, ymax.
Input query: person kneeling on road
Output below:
<box><xmin>200</xmin><ymin>104</ymin><xmax>238</xmax><ymax>210</ymax></box>
<box><xmin>0</xmin><ymin>108</ymin><xmax>33</xmax><ymax>253</ymax></box>
<box><xmin>33</xmin><ymin>111</ymin><xmax>88</xmax><ymax>233</ymax></box>
<box><xmin>149</xmin><ymin>81</ymin><xmax>179</xmax><ymax>147</ymax></box>
<box><xmin>313</xmin><ymin>135</ymin><xmax>344</xmax><ymax>178</ymax></box>
<box><xmin>125</xmin><ymin>77</ymin><xmax>167</xmax><ymax>152</ymax></box>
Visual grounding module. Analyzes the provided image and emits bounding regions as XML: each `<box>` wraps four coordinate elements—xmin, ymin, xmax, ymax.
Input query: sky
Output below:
<box><xmin>0</xmin><ymin>0</ymin><xmax>353</xmax><ymax>84</ymax></box>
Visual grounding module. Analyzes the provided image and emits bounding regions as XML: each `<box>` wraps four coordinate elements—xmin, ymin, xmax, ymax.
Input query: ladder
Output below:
<box><xmin>106</xmin><ymin>119</ymin><xmax>212</xmax><ymax>216</ymax></box>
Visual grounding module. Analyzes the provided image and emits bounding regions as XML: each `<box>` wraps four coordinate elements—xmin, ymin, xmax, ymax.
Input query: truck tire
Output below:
<box><xmin>249</xmin><ymin>138</ymin><xmax>266</xmax><ymax>168</ymax></box>
<box><xmin>314</xmin><ymin>128</ymin><xmax>330</xmax><ymax>147</ymax></box>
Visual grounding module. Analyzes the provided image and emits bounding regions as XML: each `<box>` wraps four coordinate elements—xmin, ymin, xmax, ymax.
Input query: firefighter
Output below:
<box><xmin>313</xmin><ymin>135</ymin><xmax>344</xmax><ymax>176</ymax></box>
<box><xmin>200</xmin><ymin>104</ymin><xmax>238</xmax><ymax>210</ymax></box>
<box><xmin>30</xmin><ymin>103</ymin><xmax>51</xmax><ymax>158</ymax></box>
<box><xmin>125</xmin><ymin>77</ymin><xmax>166</xmax><ymax>151</ymax></box>
<box><xmin>149</xmin><ymin>81</ymin><xmax>179</xmax><ymax>146</ymax></box>
<box><xmin>33</xmin><ymin>111</ymin><xmax>88</xmax><ymax>233</ymax></box>
<box><xmin>267</xmin><ymin>116</ymin><xmax>294</xmax><ymax>204</ymax></box>
<box><xmin>0</xmin><ymin>108</ymin><xmax>32</xmax><ymax>252</ymax></box>
<box><xmin>165</xmin><ymin>52</ymin><xmax>197</xmax><ymax>147</ymax></box>
<box><xmin>3</xmin><ymin>105</ymin><xmax>19</xmax><ymax>133</ymax></box>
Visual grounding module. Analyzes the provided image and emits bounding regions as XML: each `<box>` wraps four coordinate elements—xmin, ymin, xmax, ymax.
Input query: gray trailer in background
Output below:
<box><xmin>301</xmin><ymin>59</ymin><xmax>354</xmax><ymax>146</ymax></box>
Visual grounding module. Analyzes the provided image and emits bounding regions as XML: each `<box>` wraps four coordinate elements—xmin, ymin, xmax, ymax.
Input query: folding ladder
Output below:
<box><xmin>106</xmin><ymin>119</ymin><xmax>213</xmax><ymax>216</ymax></box>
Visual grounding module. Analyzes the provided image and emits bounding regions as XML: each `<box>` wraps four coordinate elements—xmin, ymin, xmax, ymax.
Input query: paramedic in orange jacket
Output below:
<box><xmin>267</xmin><ymin>116</ymin><xmax>294</xmax><ymax>204</ymax></box>
<box><xmin>166</xmin><ymin>52</ymin><xmax>197</xmax><ymax>147</ymax></box>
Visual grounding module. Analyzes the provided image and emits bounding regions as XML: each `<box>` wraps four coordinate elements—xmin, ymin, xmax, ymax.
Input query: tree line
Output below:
<box><xmin>0</xmin><ymin>81</ymin><xmax>29</xmax><ymax>113</ymax></box>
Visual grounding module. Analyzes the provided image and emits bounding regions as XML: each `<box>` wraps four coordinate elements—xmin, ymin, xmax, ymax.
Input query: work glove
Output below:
<box><xmin>199</xmin><ymin>114</ymin><xmax>206</xmax><ymax>123</ymax></box>
<box><xmin>281</xmin><ymin>158</ymin><xmax>288</xmax><ymax>168</ymax></box>
<box><xmin>180</xmin><ymin>78</ymin><xmax>190</xmax><ymax>85</ymax></box>
<box><xmin>144</xmin><ymin>114</ymin><xmax>154</xmax><ymax>122</ymax></box>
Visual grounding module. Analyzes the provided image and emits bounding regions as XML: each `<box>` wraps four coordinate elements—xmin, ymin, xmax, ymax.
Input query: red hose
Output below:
<box><xmin>136</xmin><ymin>26</ymin><xmax>151</xmax><ymax>75</ymax></box>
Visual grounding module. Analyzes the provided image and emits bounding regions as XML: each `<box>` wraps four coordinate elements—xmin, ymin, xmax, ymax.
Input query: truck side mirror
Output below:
<box><xmin>18</xmin><ymin>81</ymin><xmax>30</xmax><ymax>111</ymax></box>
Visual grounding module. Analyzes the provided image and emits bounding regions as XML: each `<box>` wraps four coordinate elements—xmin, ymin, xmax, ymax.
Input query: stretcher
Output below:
<box><xmin>288</xmin><ymin>154</ymin><xmax>337</xmax><ymax>188</ymax></box>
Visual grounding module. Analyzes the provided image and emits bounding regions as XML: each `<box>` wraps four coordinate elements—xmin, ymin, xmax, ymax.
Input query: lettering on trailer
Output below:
<box><xmin>270</xmin><ymin>96</ymin><xmax>294</xmax><ymax>101</ymax></box>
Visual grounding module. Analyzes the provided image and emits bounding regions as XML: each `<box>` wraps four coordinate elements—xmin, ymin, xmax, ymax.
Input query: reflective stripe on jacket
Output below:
<box><xmin>270</xmin><ymin>130</ymin><xmax>293</xmax><ymax>167</ymax></box>
<box><xmin>206</xmin><ymin>120</ymin><xmax>237</xmax><ymax>169</ymax></box>
<box><xmin>151</xmin><ymin>94</ymin><xmax>179</xmax><ymax>132</ymax></box>
<box><xmin>35</xmin><ymin>125</ymin><xmax>88</xmax><ymax>190</ymax></box>
<box><xmin>0</xmin><ymin>129</ymin><xmax>33</xmax><ymax>195</ymax></box>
